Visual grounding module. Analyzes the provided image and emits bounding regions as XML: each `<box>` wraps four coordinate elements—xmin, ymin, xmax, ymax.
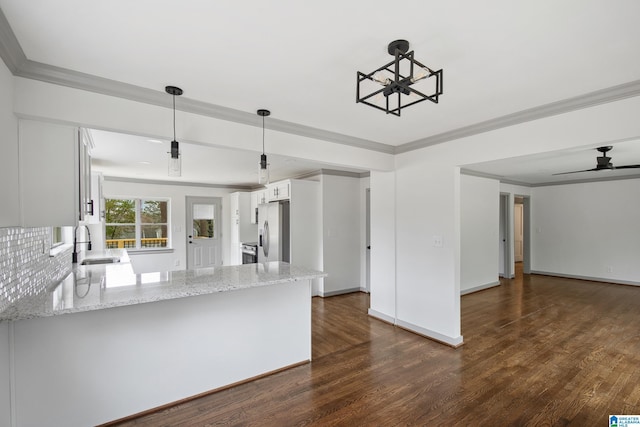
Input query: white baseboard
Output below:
<box><xmin>530</xmin><ymin>271</ymin><xmax>640</xmax><ymax>287</ymax></box>
<box><xmin>367</xmin><ymin>309</ymin><xmax>395</xmax><ymax>324</ymax></box>
<box><xmin>461</xmin><ymin>281</ymin><xmax>500</xmax><ymax>295</ymax></box>
<box><xmin>319</xmin><ymin>287</ymin><xmax>361</xmax><ymax>297</ymax></box>
<box><xmin>394</xmin><ymin>319</ymin><xmax>464</xmax><ymax>348</ymax></box>
<box><xmin>367</xmin><ymin>310</ymin><xmax>464</xmax><ymax>348</ymax></box>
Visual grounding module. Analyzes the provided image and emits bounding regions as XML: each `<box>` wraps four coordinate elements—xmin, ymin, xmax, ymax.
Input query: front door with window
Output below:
<box><xmin>186</xmin><ymin>196</ymin><xmax>222</xmax><ymax>269</ymax></box>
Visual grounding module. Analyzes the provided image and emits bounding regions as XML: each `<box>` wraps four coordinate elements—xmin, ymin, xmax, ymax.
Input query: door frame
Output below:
<box><xmin>499</xmin><ymin>193</ymin><xmax>512</xmax><ymax>278</ymax></box>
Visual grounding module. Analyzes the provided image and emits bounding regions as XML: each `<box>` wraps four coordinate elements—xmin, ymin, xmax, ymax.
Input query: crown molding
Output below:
<box><xmin>530</xmin><ymin>173</ymin><xmax>640</xmax><ymax>187</ymax></box>
<box><xmin>397</xmin><ymin>80</ymin><xmax>640</xmax><ymax>154</ymax></box>
<box><xmin>0</xmin><ymin>7</ymin><xmax>26</xmax><ymax>73</ymax></box>
<box><xmin>104</xmin><ymin>176</ymin><xmax>253</xmax><ymax>190</ymax></box>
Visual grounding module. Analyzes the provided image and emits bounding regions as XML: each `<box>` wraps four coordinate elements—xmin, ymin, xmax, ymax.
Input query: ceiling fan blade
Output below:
<box><xmin>613</xmin><ymin>164</ymin><xmax>640</xmax><ymax>170</ymax></box>
<box><xmin>552</xmin><ymin>168</ymin><xmax>599</xmax><ymax>176</ymax></box>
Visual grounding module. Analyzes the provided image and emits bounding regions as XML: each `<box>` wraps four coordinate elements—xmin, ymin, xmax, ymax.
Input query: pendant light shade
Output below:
<box><xmin>166</xmin><ymin>85</ymin><xmax>183</xmax><ymax>177</ymax></box>
<box><xmin>257</xmin><ymin>109</ymin><xmax>271</xmax><ymax>185</ymax></box>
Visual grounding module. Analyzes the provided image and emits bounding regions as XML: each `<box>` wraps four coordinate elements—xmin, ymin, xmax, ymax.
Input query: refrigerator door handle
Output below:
<box><xmin>263</xmin><ymin>220</ymin><xmax>270</xmax><ymax>258</ymax></box>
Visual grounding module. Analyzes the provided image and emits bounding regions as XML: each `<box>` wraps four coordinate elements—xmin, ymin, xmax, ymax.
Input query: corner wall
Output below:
<box><xmin>460</xmin><ymin>175</ymin><xmax>500</xmax><ymax>294</ymax></box>
<box><xmin>320</xmin><ymin>174</ymin><xmax>362</xmax><ymax>296</ymax></box>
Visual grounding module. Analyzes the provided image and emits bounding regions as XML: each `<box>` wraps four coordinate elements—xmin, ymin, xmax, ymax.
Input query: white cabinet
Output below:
<box><xmin>84</xmin><ymin>172</ymin><xmax>104</xmax><ymax>224</ymax></box>
<box><xmin>19</xmin><ymin>120</ymin><xmax>93</xmax><ymax>227</ymax></box>
<box><xmin>229</xmin><ymin>192</ymin><xmax>258</xmax><ymax>265</ymax></box>
<box><xmin>250</xmin><ymin>189</ymin><xmax>269</xmax><ymax>224</ymax></box>
<box><xmin>267</xmin><ymin>180</ymin><xmax>290</xmax><ymax>201</ymax></box>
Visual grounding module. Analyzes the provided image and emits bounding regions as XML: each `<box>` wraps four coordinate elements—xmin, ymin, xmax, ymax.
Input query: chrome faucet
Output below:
<box><xmin>72</xmin><ymin>225</ymin><xmax>92</xmax><ymax>263</ymax></box>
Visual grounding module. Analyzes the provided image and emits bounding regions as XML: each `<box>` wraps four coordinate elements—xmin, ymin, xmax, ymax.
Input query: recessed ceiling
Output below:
<box><xmin>2</xmin><ymin>0</ymin><xmax>640</xmax><ymax>146</ymax></box>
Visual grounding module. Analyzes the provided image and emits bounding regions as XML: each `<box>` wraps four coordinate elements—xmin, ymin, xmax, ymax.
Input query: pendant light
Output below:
<box><xmin>257</xmin><ymin>109</ymin><xmax>271</xmax><ymax>185</ymax></box>
<box><xmin>165</xmin><ymin>85</ymin><xmax>183</xmax><ymax>177</ymax></box>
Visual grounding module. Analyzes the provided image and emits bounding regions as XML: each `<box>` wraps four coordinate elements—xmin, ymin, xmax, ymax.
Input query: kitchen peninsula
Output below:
<box><xmin>0</xmin><ymin>254</ymin><xmax>325</xmax><ymax>427</ymax></box>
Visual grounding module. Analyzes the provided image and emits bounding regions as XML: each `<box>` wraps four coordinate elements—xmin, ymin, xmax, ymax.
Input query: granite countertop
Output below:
<box><xmin>0</xmin><ymin>253</ymin><xmax>325</xmax><ymax>321</ymax></box>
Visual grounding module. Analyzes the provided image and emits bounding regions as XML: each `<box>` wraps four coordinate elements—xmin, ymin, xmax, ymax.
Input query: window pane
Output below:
<box><xmin>193</xmin><ymin>219</ymin><xmax>214</xmax><ymax>239</ymax></box>
<box><xmin>105</xmin><ymin>199</ymin><xmax>136</xmax><ymax>224</ymax></box>
<box><xmin>141</xmin><ymin>225</ymin><xmax>168</xmax><ymax>247</ymax></box>
<box><xmin>105</xmin><ymin>225</ymin><xmax>136</xmax><ymax>249</ymax></box>
<box><xmin>193</xmin><ymin>203</ymin><xmax>214</xmax><ymax>239</ymax></box>
<box><xmin>141</xmin><ymin>200</ymin><xmax>168</xmax><ymax>224</ymax></box>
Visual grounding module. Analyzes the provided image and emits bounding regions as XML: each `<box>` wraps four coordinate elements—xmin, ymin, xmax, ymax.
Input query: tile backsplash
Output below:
<box><xmin>0</xmin><ymin>227</ymin><xmax>72</xmax><ymax>315</ymax></box>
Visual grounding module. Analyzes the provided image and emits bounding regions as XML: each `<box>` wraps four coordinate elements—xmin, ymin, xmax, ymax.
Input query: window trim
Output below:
<box><xmin>105</xmin><ymin>197</ymin><xmax>171</xmax><ymax>251</ymax></box>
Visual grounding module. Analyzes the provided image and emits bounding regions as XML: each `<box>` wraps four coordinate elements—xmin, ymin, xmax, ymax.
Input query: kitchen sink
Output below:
<box><xmin>80</xmin><ymin>257</ymin><xmax>121</xmax><ymax>265</ymax></box>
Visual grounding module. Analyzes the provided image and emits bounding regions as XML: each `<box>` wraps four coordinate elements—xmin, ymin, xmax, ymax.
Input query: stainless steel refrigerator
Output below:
<box><xmin>258</xmin><ymin>201</ymin><xmax>290</xmax><ymax>263</ymax></box>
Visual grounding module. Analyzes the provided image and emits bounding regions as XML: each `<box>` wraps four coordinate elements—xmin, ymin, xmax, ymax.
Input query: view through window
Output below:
<box><xmin>105</xmin><ymin>198</ymin><xmax>169</xmax><ymax>249</ymax></box>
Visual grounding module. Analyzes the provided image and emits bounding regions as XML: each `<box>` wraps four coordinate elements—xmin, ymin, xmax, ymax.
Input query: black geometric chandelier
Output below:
<box><xmin>357</xmin><ymin>40</ymin><xmax>443</xmax><ymax>117</ymax></box>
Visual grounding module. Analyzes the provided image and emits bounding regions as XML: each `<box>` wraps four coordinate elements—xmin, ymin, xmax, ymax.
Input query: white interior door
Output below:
<box><xmin>514</xmin><ymin>203</ymin><xmax>524</xmax><ymax>263</ymax></box>
<box><xmin>186</xmin><ymin>196</ymin><xmax>222</xmax><ymax>269</ymax></box>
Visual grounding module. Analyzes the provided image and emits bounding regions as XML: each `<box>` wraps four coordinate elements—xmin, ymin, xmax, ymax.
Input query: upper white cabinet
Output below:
<box><xmin>267</xmin><ymin>180</ymin><xmax>290</xmax><ymax>201</ymax></box>
<box><xmin>19</xmin><ymin>120</ymin><xmax>93</xmax><ymax>227</ymax></box>
<box><xmin>250</xmin><ymin>189</ymin><xmax>268</xmax><ymax>224</ymax></box>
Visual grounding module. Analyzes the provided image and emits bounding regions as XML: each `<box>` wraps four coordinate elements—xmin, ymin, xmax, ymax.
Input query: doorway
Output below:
<box><xmin>186</xmin><ymin>196</ymin><xmax>222</xmax><ymax>269</ymax></box>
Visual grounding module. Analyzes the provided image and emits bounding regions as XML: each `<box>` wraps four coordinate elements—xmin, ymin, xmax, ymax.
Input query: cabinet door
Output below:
<box><xmin>19</xmin><ymin>120</ymin><xmax>79</xmax><ymax>226</ymax></box>
<box><xmin>250</xmin><ymin>192</ymin><xmax>258</xmax><ymax>224</ymax></box>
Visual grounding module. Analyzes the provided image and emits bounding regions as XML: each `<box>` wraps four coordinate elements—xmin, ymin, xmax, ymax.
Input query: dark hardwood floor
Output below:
<box><xmin>112</xmin><ymin>271</ymin><xmax>640</xmax><ymax>426</ymax></box>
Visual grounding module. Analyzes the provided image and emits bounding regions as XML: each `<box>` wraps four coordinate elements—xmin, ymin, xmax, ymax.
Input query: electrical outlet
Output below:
<box><xmin>606</xmin><ymin>266</ymin><xmax>613</xmax><ymax>273</ymax></box>
<box><xmin>433</xmin><ymin>235</ymin><xmax>443</xmax><ymax>248</ymax></box>
<box><xmin>174</xmin><ymin>259</ymin><xmax>180</xmax><ymax>267</ymax></box>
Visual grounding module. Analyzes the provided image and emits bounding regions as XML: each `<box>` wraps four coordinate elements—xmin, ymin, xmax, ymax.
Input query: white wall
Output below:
<box><xmin>102</xmin><ymin>179</ymin><xmax>236</xmax><ymax>273</ymax></box>
<box><xmin>460</xmin><ymin>175</ymin><xmax>500</xmax><ymax>294</ymax></box>
<box><xmin>319</xmin><ymin>174</ymin><xmax>361</xmax><ymax>296</ymax></box>
<box><xmin>0</xmin><ymin>61</ymin><xmax>19</xmax><ymax>226</ymax></box>
<box><xmin>531</xmin><ymin>178</ymin><xmax>640</xmax><ymax>285</ymax></box>
<box><xmin>385</xmin><ymin>95</ymin><xmax>640</xmax><ymax>346</ymax></box>
<box><xmin>368</xmin><ymin>171</ymin><xmax>396</xmax><ymax>323</ymax></box>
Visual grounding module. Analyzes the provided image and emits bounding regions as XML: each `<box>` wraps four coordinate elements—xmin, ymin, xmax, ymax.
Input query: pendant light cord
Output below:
<box><xmin>172</xmin><ymin>94</ymin><xmax>176</xmax><ymax>141</ymax></box>
<box><xmin>262</xmin><ymin>115</ymin><xmax>265</xmax><ymax>155</ymax></box>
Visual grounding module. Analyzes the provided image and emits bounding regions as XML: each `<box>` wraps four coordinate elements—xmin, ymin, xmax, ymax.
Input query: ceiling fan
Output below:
<box><xmin>553</xmin><ymin>146</ymin><xmax>640</xmax><ymax>175</ymax></box>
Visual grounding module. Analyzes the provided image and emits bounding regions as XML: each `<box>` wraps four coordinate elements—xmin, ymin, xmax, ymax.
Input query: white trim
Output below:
<box><xmin>460</xmin><ymin>281</ymin><xmax>500</xmax><ymax>295</ymax></box>
<box><xmin>319</xmin><ymin>287</ymin><xmax>361</xmax><ymax>297</ymax></box>
<box><xmin>530</xmin><ymin>271</ymin><xmax>640</xmax><ymax>287</ymax></box>
<box><xmin>367</xmin><ymin>309</ymin><xmax>395</xmax><ymax>325</ymax></box>
<box><xmin>394</xmin><ymin>319</ymin><xmax>464</xmax><ymax>348</ymax></box>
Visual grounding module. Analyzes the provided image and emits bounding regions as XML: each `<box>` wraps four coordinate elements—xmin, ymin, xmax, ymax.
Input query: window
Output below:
<box><xmin>51</xmin><ymin>226</ymin><xmax>63</xmax><ymax>248</ymax></box>
<box><xmin>105</xmin><ymin>198</ymin><xmax>169</xmax><ymax>249</ymax></box>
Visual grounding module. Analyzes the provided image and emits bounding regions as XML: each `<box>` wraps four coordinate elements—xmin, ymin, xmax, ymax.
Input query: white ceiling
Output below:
<box><xmin>89</xmin><ymin>129</ymin><xmax>364</xmax><ymax>187</ymax></box>
<box><xmin>2</xmin><ymin>0</ymin><xmax>640</xmax><ymax>185</ymax></box>
<box><xmin>462</xmin><ymin>139</ymin><xmax>640</xmax><ymax>185</ymax></box>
